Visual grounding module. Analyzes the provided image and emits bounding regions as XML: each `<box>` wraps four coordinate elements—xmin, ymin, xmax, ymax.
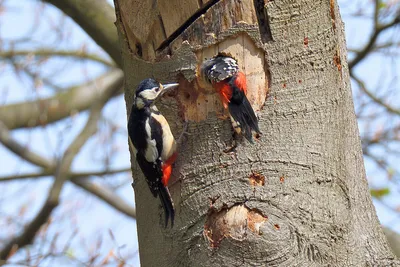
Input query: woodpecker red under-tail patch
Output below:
<box><xmin>201</xmin><ymin>55</ymin><xmax>261</xmax><ymax>143</ymax></box>
<box><xmin>128</xmin><ymin>78</ymin><xmax>179</xmax><ymax>227</ymax></box>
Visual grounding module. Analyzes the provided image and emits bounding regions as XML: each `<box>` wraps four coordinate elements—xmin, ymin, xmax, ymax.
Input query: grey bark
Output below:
<box><xmin>384</xmin><ymin>227</ymin><xmax>400</xmax><ymax>258</ymax></box>
<box><xmin>115</xmin><ymin>0</ymin><xmax>399</xmax><ymax>266</ymax></box>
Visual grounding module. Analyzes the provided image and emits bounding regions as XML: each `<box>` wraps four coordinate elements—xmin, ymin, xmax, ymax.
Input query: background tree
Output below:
<box><xmin>115</xmin><ymin>0</ymin><xmax>399</xmax><ymax>266</ymax></box>
<box><xmin>0</xmin><ymin>0</ymin><xmax>399</xmax><ymax>266</ymax></box>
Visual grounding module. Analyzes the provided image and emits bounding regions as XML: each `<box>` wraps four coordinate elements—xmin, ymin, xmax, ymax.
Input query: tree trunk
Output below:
<box><xmin>114</xmin><ymin>0</ymin><xmax>399</xmax><ymax>266</ymax></box>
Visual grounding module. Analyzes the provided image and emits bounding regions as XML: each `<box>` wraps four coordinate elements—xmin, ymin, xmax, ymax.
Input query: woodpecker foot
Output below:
<box><xmin>223</xmin><ymin>133</ymin><xmax>238</xmax><ymax>153</ymax></box>
<box><xmin>217</xmin><ymin>113</ymin><xmax>229</xmax><ymax>120</ymax></box>
<box><xmin>256</xmin><ymin>112</ymin><xmax>261</xmax><ymax>121</ymax></box>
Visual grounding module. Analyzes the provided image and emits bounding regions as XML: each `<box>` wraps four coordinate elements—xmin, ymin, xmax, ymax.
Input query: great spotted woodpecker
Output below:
<box><xmin>128</xmin><ymin>78</ymin><xmax>179</xmax><ymax>227</ymax></box>
<box><xmin>201</xmin><ymin>55</ymin><xmax>261</xmax><ymax>143</ymax></box>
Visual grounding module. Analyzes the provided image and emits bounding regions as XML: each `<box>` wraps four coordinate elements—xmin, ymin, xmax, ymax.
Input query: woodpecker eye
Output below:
<box><xmin>155</xmin><ymin>87</ymin><xmax>160</xmax><ymax>92</ymax></box>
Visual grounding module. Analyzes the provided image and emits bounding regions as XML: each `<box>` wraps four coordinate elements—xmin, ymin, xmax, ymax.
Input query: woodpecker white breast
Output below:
<box><xmin>128</xmin><ymin>78</ymin><xmax>179</xmax><ymax>227</ymax></box>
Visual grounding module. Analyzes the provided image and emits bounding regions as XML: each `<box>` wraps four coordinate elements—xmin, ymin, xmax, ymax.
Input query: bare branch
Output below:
<box><xmin>72</xmin><ymin>177</ymin><xmax>136</xmax><ymax>219</ymax></box>
<box><xmin>0</xmin><ymin>69</ymin><xmax>124</xmax><ymax>129</ymax></box>
<box><xmin>349</xmin><ymin>10</ymin><xmax>400</xmax><ymax>69</ymax></box>
<box><xmin>0</xmin><ymin>104</ymin><xmax>101</xmax><ymax>261</ymax></box>
<box><xmin>0</xmin><ymin>49</ymin><xmax>115</xmax><ymax>67</ymax></box>
<box><xmin>0</xmin><ymin>78</ymin><xmax>135</xmax><ymax>223</ymax></box>
<box><xmin>0</xmin><ymin>167</ymin><xmax>131</xmax><ymax>182</ymax></box>
<box><xmin>41</xmin><ymin>0</ymin><xmax>121</xmax><ymax>67</ymax></box>
<box><xmin>0</xmin><ymin>121</ymin><xmax>54</xmax><ymax>169</ymax></box>
<box><xmin>0</xmin><ymin>67</ymin><xmax>132</xmax><ymax>260</ymax></box>
<box><xmin>352</xmin><ymin>74</ymin><xmax>400</xmax><ymax>116</ymax></box>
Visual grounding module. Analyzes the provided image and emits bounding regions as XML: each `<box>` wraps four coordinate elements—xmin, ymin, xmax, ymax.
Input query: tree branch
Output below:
<box><xmin>0</xmin><ymin>72</ymin><xmax>135</xmax><ymax>260</ymax></box>
<box><xmin>42</xmin><ymin>0</ymin><xmax>122</xmax><ymax>67</ymax></box>
<box><xmin>0</xmin><ymin>121</ymin><xmax>54</xmax><ymax>169</ymax></box>
<box><xmin>0</xmin><ymin>167</ymin><xmax>131</xmax><ymax>182</ymax></box>
<box><xmin>0</xmin><ymin>49</ymin><xmax>115</xmax><ymax>67</ymax></box>
<box><xmin>71</xmin><ymin>177</ymin><xmax>136</xmax><ymax>219</ymax></box>
<box><xmin>352</xmin><ymin>73</ymin><xmax>400</xmax><ymax>116</ymax></box>
<box><xmin>0</xmin><ymin>104</ymin><xmax>101</xmax><ymax>261</ymax></box>
<box><xmin>0</xmin><ymin>69</ymin><xmax>123</xmax><ymax>129</ymax></box>
<box><xmin>349</xmin><ymin>9</ymin><xmax>400</xmax><ymax>69</ymax></box>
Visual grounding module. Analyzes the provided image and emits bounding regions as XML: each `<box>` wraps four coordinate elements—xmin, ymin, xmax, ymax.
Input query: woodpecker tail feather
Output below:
<box><xmin>136</xmin><ymin>153</ymin><xmax>175</xmax><ymax>227</ymax></box>
<box><xmin>158</xmin><ymin>186</ymin><xmax>175</xmax><ymax>228</ymax></box>
<box><xmin>229</xmin><ymin>95</ymin><xmax>261</xmax><ymax>143</ymax></box>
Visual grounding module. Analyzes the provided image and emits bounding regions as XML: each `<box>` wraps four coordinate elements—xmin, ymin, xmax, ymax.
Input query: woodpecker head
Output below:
<box><xmin>200</xmin><ymin>55</ymin><xmax>239</xmax><ymax>84</ymax></box>
<box><xmin>133</xmin><ymin>78</ymin><xmax>179</xmax><ymax>109</ymax></box>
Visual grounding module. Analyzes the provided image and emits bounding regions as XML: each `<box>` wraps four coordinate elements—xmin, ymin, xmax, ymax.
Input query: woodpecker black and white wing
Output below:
<box><xmin>201</xmin><ymin>56</ymin><xmax>239</xmax><ymax>83</ymax></box>
<box><xmin>135</xmin><ymin>153</ymin><xmax>175</xmax><ymax>227</ymax></box>
<box><xmin>135</xmin><ymin>153</ymin><xmax>163</xmax><ymax>197</ymax></box>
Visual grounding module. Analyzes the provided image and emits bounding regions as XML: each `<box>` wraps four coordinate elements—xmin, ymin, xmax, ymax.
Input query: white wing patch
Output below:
<box><xmin>144</xmin><ymin>118</ymin><xmax>159</xmax><ymax>162</ymax></box>
<box><xmin>139</xmin><ymin>87</ymin><xmax>160</xmax><ymax>101</ymax></box>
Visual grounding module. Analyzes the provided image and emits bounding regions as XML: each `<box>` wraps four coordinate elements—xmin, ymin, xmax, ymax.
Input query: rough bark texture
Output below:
<box><xmin>114</xmin><ymin>0</ymin><xmax>399</xmax><ymax>266</ymax></box>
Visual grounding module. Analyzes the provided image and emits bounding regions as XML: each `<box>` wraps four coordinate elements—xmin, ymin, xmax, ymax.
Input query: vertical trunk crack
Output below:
<box><xmin>253</xmin><ymin>0</ymin><xmax>273</xmax><ymax>43</ymax></box>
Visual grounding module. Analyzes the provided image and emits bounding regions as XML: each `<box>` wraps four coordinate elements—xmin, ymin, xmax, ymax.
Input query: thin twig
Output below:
<box><xmin>0</xmin><ymin>104</ymin><xmax>101</xmax><ymax>261</ymax></box>
<box><xmin>349</xmin><ymin>8</ymin><xmax>400</xmax><ymax>69</ymax></box>
<box><xmin>0</xmin><ymin>49</ymin><xmax>115</xmax><ymax>67</ymax></box>
<box><xmin>352</xmin><ymin>74</ymin><xmax>400</xmax><ymax>116</ymax></box>
<box><xmin>0</xmin><ymin>168</ymin><xmax>131</xmax><ymax>182</ymax></box>
<box><xmin>0</xmin><ymin>120</ymin><xmax>54</xmax><ymax>169</ymax></box>
<box><xmin>72</xmin><ymin>177</ymin><xmax>136</xmax><ymax>218</ymax></box>
<box><xmin>0</xmin><ymin>69</ymin><xmax>123</xmax><ymax>129</ymax></box>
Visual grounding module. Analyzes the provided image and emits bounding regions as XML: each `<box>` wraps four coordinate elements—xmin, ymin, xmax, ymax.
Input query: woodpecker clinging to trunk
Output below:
<box><xmin>201</xmin><ymin>55</ymin><xmax>261</xmax><ymax>143</ymax></box>
<box><xmin>128</xmin><ymin>78</ymin><xmax>179</xmax><ymax>228</ymax></box>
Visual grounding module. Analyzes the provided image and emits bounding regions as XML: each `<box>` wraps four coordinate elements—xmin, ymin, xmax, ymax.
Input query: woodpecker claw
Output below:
<box><xmin>223</xmin><ymin>134</ymin><xmax>238</xmax><ymax>153</ymax></box>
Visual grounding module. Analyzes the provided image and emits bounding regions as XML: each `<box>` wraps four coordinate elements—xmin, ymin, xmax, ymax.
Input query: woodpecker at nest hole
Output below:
<box><xmin>201</xmin><ymin>55</ymin><xmax>261</xmax><ymax>143</ymax></box>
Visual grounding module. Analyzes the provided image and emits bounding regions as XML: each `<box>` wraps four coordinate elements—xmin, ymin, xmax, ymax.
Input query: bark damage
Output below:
<box><xmin>204</xmin><ymin>204</ymin><xmax>267</xmax><ymax>248</ymax></box>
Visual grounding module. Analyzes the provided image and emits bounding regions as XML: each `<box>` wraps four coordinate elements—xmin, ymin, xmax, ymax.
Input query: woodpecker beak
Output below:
<box><xmin>161</xmin><ymin>83</ymin><xmax>179</xmax><ymax>92</ymax></box>
<box><xmin>156</xmin><ymin>83</ymin><xmax>179</xmax><ymax>100</ymax></box>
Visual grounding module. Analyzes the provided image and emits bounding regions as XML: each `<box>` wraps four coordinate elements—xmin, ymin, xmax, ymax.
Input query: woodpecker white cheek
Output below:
<box><xmin>139</xmin><ymin>89</ymin><xmax>158</xmax><ymax>101</ymax></box>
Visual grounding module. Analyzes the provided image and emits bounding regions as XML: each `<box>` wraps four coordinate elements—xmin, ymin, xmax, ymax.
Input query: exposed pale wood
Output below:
<box><xmin>175</xmin><ymin>33</ymin><xmax>267</xmax><ymax>122</ymax></box>
<box><xmin>118</xmin><ymin>1</ymin><xmax>158</xmax><ymax>45</ymax></box>
<box><xmin>170</xmin><ymin>0</ymin><xmax>258</xmax><ymax>52</ymax></box>
<box><xmin>158</xmin><ymin>0</ymin><xmax>200</xmax><ymax>37</ymax></box>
